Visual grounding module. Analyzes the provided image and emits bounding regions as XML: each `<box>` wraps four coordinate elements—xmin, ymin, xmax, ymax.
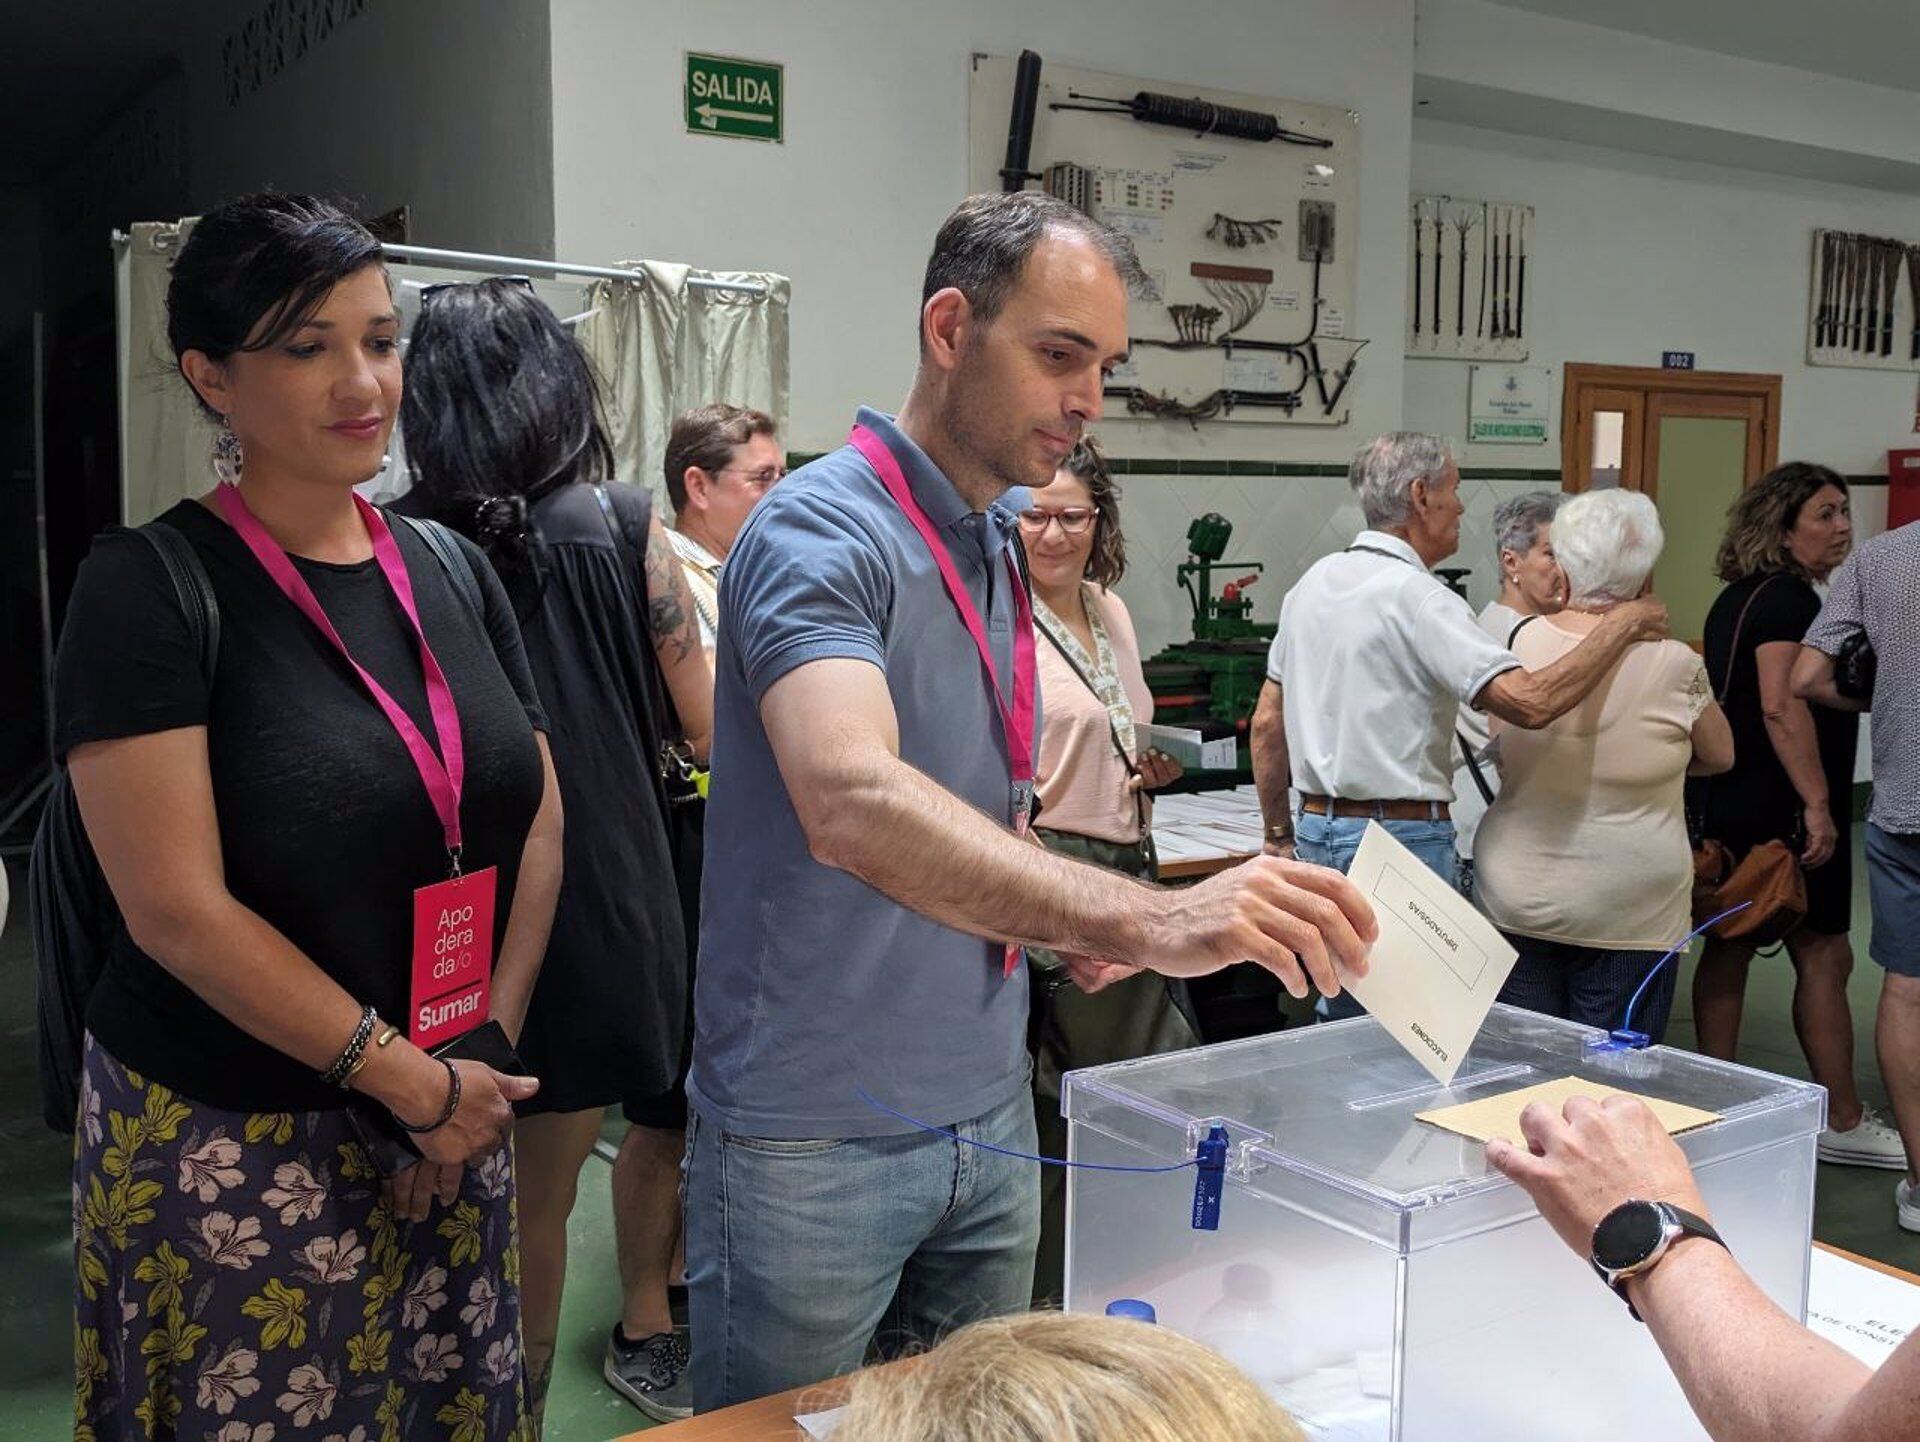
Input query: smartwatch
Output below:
<box><xmin>1589</xmin><ymin>1199</ymin><xmax>1726</xmax><ymax>1322</ymax></box>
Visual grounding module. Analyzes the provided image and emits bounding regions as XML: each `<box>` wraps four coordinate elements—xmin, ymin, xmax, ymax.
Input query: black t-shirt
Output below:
<box><xmin>1697</xmin><ymin>570</ymin><xmax>1857</xmax><ymax>841</ymax></box>
<box><xmin>54</xmin><ymin>500</ymin><xmax>547</xmax><ymax>1111</ymax></box>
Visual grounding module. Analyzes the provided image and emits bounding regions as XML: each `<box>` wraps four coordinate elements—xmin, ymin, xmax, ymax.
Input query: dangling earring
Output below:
<box><xmin>212</xmin><ymin>421</ymin><xmax>244</xmax><ymax>485</ymax></box>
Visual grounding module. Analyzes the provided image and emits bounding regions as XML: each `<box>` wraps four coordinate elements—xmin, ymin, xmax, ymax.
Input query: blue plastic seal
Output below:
<box><xmin>1191</xmin><ymin>1125</ymin><xmax>1229</xmax><ymax>1231</ymax></box>
<box><xmin>1105</xmin><ymin>1298</ymin><xmax>1158</xmax><ymax>1322</ymax></box>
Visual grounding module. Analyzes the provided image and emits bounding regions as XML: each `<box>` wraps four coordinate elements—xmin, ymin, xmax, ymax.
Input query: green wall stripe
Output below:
<box><xmin>785</xmin><ymin>454</ymin><xmax>1891</xmax><ymax>485</ymax></box>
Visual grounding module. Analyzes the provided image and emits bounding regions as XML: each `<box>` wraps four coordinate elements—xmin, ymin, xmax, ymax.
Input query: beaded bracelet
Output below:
<box><xmin>321</xmin><ymin>1005</ymin><xmax>379</xmax><ymax>1088</ymax></box>
<box><xmin>395</xmin><ymin>1058</ymin><xmax>463</xmax><ymax>1135</ymax></box>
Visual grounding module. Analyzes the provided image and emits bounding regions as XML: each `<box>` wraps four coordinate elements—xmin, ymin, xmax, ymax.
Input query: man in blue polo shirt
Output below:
<box><xmin>684</xmin><ymin>191</ymin><xmax>1379</xmax><ymax>1409</ymax></box>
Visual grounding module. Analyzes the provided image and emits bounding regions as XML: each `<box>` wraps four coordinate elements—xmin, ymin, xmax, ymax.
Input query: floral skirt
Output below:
<box><xmin>74</xmin><ymin>1035</ymin><xmax>531</xmax><ymax>1441</ymax></box>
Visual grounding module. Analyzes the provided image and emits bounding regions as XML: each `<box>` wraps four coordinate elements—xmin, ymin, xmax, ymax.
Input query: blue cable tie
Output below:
<box><xmin>1591</xmin><ymin>901</ymin><xmax>1755</xmax><ymax>1051</ymax></box>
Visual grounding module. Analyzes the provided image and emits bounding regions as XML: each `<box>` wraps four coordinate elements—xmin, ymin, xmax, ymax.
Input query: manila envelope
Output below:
<box><xmin>1417</xmin><ymin>1075</ymin><xmax>1722</xmax><ymax>1143</ymax></box>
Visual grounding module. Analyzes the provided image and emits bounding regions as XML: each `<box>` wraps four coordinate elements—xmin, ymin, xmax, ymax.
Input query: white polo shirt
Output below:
<box><xmin>1268</xmin><ymin>530</ymin><xmax>1521</xmax><ymax>803</ymax></box>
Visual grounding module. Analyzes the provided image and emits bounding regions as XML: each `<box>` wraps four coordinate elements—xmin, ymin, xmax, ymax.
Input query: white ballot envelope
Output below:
<box><xmin>1337</xmin><ymin>822</ymin><xmax>1519</xmax><ymax>1084</ymax></box>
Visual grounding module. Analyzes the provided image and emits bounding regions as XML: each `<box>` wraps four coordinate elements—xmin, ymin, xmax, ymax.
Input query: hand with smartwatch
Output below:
<box><xmin>1486</xmin><ymin>1092</ymin><xmax>1915</xmax><ymax>1442</ymax></box>
<box><xmin>1486</xmin><ymin>1091</ymin><xmax>1710</xmax><ymax>1265</ymax></box>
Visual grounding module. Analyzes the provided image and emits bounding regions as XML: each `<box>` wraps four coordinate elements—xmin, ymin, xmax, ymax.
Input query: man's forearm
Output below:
<box><xmin>810</xmin><ymin>748</ymin><xmax>1153</xmax><ymax>959</ymax></box>
<box><xmin>1633</xmin><ymin>1241</ymin><xmax>1871</xmax><ymax>1442</ymax></box>
<box><xmin>1482</xmin><ymin>613</ymin><xmax>1638</xmax><ymax>729</ymax></box>
<box><xmin>1250</xmin><ymin>682</ymin><xmax>1292</xmax><ymax>832</ymax></box>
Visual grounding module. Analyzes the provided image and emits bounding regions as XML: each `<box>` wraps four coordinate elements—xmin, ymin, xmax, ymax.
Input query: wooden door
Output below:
<box><xmin>1561</xmin><ymin>366</ymin><xmax>1780</xmax><ymax>644</ymax></box>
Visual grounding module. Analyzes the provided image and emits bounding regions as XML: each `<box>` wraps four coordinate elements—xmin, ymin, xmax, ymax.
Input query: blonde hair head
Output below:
<box><xmin>830</xmin><ymin>1311</ymin><xmax>1305</xmax><ymax>1442</ymax></box>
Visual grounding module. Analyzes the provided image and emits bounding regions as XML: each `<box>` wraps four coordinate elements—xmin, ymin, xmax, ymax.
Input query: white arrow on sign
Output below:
<box><xmin>697</xmin><ymin>102</ymin><xmax>773</xmax><ymax>129</ymax></box>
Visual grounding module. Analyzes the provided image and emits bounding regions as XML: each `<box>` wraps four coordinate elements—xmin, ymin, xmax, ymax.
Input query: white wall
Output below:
<box><xmin>1406</xmin><ymin>119</ymin><xmax>1920</xmax><ymax>503</ymax></box>
<box><xmin>177</xmin><ymin>0</ymin><xmax>556</xmax><ymax>256</ymax></box>
<box><xmin>550</xmin><ymin>0</ymin><xmax>1415</xmax><ymax>462</ymax></box>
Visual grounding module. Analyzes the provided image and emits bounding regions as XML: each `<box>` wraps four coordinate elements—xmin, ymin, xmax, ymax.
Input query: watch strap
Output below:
<box><xmin>1595</xmin><ymin>1202</ymin><xmax>1726</xmax><ymax>1322</ymax></box>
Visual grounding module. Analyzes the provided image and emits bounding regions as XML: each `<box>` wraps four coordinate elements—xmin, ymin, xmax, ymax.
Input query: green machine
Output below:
<box><xmin>1142</xmin><ymin>513</ymin><xmax>1275</xmax><ymax>790</ymax></box>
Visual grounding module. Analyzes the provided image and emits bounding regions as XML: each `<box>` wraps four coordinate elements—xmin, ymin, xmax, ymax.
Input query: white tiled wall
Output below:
<box><xmin>1111</xmin><ymin>470</ymin><xmax>1552</xmax><ymax>660</ymax></box>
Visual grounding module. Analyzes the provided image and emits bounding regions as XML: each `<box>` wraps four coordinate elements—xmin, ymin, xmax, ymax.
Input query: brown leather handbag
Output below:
<box><xmin>1690</xmin><ymin>575</ymin><xmax>1807</xmax><ymax>945</ymax></box>
<box><xmin>1691</xmin><ymin>835</ymin><xmax>1806</xmax><ymax>945</ymax></box>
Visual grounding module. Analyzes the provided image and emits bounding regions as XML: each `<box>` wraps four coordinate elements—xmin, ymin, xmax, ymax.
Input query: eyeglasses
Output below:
<box><xmin>717</xmin><ymin>466</ymin><xmax>786</xmax><ymax>490</ymax></box>
<box><xmin>1017</xmin><ymin>506</ymin><xmax>1096</xmax><ymax>536</ymax></box>
<box><xmin>418</xmin><ymin>275</ymin><xmax>537</xmax><ymax>302</ymax></box>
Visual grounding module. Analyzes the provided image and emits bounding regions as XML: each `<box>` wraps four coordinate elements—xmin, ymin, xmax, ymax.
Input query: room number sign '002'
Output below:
<box><xmin>685</xmin><ymin>52</ymin><xmax>784</xmax><ymax>143</ymax></box>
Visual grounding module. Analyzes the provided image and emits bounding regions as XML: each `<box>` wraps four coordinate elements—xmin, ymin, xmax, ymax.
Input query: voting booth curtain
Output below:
<box><xmin>115</xmin><ymin>223</ymin><xmax>790</xmax><ymax>525</ymax></box>
<box><xmin>576</xmin><ymin>260</ymin><xmax>791</xmax><ymax>516</ymax></box>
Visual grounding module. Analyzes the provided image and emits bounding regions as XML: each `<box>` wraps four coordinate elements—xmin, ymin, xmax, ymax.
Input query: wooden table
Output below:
<box><xmin>622</xmin><ymin>1247</ymin><xmax>1920</xmax><ymax>1442</ymax></box>
<box><xmin>1154</xmin><ymin>849</ymin><xmax>1256</xmax><ymax>880</ymax></box>
<box><xmin>626</xmin><ymin>1377</ymin><xmax>852</xmax><ymax>1441</ymax></box>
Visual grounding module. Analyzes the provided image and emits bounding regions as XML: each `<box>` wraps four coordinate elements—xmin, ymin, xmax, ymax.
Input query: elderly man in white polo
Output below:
<box><xmin>1251</xmin><ymin>431</ymin><xmax>1669</xmax><ymax>1018</ymax></box>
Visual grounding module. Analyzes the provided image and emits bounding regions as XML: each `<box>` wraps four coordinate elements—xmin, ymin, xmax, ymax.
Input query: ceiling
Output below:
<box><xmin>1480</xmin><ymin>0</ymin><xmax>1920</xmax><ymax>94</ymax></box>
<box><xmin>1414</xmin><ymin>76</ymin><xmax>1920</xmax><ymax>192</ymax></box>
<box><xmin>3</xmin><ymin>2</ymin><xmax>187</xmax><ymax>185</ymax></box>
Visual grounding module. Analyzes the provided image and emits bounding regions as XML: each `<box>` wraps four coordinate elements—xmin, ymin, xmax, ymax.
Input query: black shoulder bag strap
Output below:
<box><xmin>1455</xmin><ymin>614</ymin><xmax>1539</xmax><ymax>806</ymax></box>
<box><xmin>1691</xmin><ymin>573</ymin><xmax>1784</xmax><ymax>847</ymax></box>
<box><xmin>592</xmin><ymin>483</ymin><xmax>703</xmax><ymax>805</ymax></box>
<box><xmin>394</xmin><ymin>513</ymin><xmax>486</xmax><ymax>624</ymax></box>
<box><xmin>134</xmin><ymin>521</ymin><xmax>221</xmax><ymax>677</ymax></box>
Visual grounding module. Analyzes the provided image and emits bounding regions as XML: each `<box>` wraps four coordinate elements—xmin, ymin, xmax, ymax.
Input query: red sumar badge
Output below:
<box><xmin>409</xmin><ymin>868</ymin><xmax>497</xmax><ymax>1047</ymax></box>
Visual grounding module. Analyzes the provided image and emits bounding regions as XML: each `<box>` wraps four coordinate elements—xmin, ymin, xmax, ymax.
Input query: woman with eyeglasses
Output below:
<box><xmin>1018</xmin><ymin>436</ymin><xmax>1198</xmax><ymax>1303</ymax></box>
<box><xmin>395</xmin><ymin>277</ymin><xmax>714</xmax><ymax>1424</ymax></box>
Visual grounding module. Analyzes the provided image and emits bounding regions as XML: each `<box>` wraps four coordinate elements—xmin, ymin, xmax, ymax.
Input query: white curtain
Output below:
<box><xmin>577</xmin><ymin>261</ymin><xmax>791</xmax><ymax>515</ymax></box>
<box><xmin>118</xmin><ymin>221</ymin><xmax>218</xmax><ymax>526</ymax></box>
<box><xmin>116</xmin><ymin>223</ymin><xmax>789</xmax><ymax>524</ymax></box>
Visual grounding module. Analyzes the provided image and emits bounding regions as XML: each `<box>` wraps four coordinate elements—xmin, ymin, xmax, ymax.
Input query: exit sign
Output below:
<box><xmin>1662</xmin><ymin>351</ymin><xmax>1696</xmax><ymax>369</ymax></box>
<box><xmin>685</xmin><ymin>52</ymin><xmax>783</xmax><ymax>142</ymax></box>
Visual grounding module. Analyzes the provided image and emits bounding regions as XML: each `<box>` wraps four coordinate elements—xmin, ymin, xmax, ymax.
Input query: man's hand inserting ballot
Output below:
<box><xmin>1133</xmin><ymin>855</ymin><xmax>1376</xmax><ymax>1000</ymax></box>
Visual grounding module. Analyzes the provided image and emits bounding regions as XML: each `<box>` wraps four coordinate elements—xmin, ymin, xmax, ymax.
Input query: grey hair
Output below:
<box><xmin>1552</xmin><ymin>489</ymin><xmax>1664</xmax><ymax>607</ymax></box>
<box><xmin>1494</xmin><ymin>490</ymin><xmax>1563</xmax><ymax>563</ymax></box>
<box><xmin>1348</xmin><ymin>432</ymin><xmax>1453</xmax><ymax>528</ymax></box>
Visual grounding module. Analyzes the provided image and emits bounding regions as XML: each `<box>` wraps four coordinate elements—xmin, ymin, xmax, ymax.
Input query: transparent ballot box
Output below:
<box><xmin>1062</xmin><ymin>1005</ymin><xmax>1822</xmax><ymax>1442</ymax></box>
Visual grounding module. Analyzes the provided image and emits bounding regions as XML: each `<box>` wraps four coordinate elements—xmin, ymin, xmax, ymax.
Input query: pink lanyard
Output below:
<box><xmin>851</xmin><ymin>425</ymin><xmax>1037</xmax><ymax>978</ymax></box>
<box><xmin>850</xmin><ymin>424</ymin><xmax>1037</xmax><ymax>806</ymax></box>
<box><xmin>213</xmin><ymin>484</ymin><xmax>469</xmax><ymax>871</ymax></box>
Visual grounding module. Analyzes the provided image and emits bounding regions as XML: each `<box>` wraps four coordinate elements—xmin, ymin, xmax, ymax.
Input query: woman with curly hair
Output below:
<box><xmin>1015</xmin><ymin>436</ymin><xmax>1197</xmax><ymax>1303</ymax></box>
<box><xmin>1689</xmin><ymin>462</ymin><xmax>1903</xmax><ymax>1170</ymax></box>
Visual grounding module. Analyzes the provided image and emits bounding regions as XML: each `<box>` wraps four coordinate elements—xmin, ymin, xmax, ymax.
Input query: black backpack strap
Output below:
<box><xmin>395</xmin><ymin>513</ymin><xmax>486</xmax><ymax>624</ymax></box>
<box><xmin>132</xmin><ymin>521</ymin><xmax>219</xmax><ymax>681</ymax></box>
<box><xmin>1457</xmin><ymin>730</ymin><xmax>1495</xmax><ymax>805</ymax></box>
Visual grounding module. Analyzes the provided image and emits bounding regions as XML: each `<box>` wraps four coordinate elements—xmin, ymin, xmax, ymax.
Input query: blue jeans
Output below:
<box><xmin>683</xmin><ymin>1087</ymin><xmax>1041</xmax><ymax>1410</ymax></box>
<box><xmin>1294</xmin><ymin>811</ymin><xmax>1462</xmax><ymax>1022</ymax></box>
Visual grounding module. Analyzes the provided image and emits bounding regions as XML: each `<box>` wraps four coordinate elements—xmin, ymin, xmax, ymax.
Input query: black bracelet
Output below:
<box><xmin>395</xmin><ymin>1058</ymin><xmax>462</xmax><ymax>1134</ymax></box>
<box><xmin>321</xmin><ymin>1005</ymin><xmax>379</xmax><ymax>1088</ymax></box>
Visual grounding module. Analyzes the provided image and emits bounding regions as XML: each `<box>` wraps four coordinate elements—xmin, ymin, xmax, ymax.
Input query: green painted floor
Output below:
<box><xmin>2</xmin><ymin>840</ymin><xmax>1915</xmax><ymax>1441</ymax></box>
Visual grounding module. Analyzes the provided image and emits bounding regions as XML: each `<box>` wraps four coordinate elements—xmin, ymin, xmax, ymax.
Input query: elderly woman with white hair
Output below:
<box><xmin>1475</xmin><ymin>490</ymin><xmax>1734</xmax><ymax>1038</ymax></box>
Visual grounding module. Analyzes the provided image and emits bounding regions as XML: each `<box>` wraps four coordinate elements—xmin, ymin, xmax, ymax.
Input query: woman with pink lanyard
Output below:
<box><xmin>57</xmin><ymin>195</ymin><xmax>559</xmax><ymax>1440</ymax></box>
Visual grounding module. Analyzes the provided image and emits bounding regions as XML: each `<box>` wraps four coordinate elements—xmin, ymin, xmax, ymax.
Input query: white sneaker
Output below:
<box><xmin>1818</xmin><ymin>1108</ymin><xmax>1910</xmax><ymax>1170</ymax></box>
<box><xmin>1898</xmin><ymin>1178</ymin><xmax>1920</xmax><ymax>1234</ymax></box>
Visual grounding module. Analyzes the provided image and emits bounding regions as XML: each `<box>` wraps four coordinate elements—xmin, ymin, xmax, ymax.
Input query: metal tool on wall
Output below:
<box><xmin>1452</xmin><ymin>206</ymin><xmax>1476</xmax><ymax>338</ymax></box>
<box><xmin>1408</xmin><ymin>193</ymin><xmax>1531</xmax><ymax>359</ymax></box>
<box><xmin>1431</xmin><ymin>203</ymin><xmax>1444</xmax><ymax>338</ymax></box>
<box><xmin>1807</xmin><ymin>227</ymin><xmax>1920</xmax><ymax>372</ymax></box>
<box><xmin>1412</xmin><ymin>201</ymin><xmax>1425</xmax><ymax>341</ymax></box>
<box><xmin>1908</xmin><ymin>245</ymin><xmax>1920</xmax><ymax>361</ymax></box>
<box><xmin>1515</xmin><ymin>209</ymin><xmax>1527</xmax><ymax>341</ymax></box>
<box><xmin>1476</xmin><ymin>202</ymin><xmax>1489</xmax><ymax>340</ymax></box>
